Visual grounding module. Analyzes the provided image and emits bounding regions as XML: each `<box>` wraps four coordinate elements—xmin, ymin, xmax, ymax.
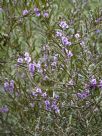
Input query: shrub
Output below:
<box><xmin>0</xmin><ymin>0</ymin><xmax>102</xmax><ymax>135</ymax></box>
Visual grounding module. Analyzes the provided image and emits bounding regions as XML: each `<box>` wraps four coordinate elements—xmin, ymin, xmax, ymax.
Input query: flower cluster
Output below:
<box><xmin>77</xmin><ymin>78</ymin><xmax>102</xmax><ymax>99</ymax></box>
<box><xmin>34</xmin><ymin>7</ymin><xmax>49</xmax><ymax>18</ymax></box>
<box><xmin>4</xmin><ymin>80</ymin><xmax>14</xmax><ymax>92</ymax></box>
<box><xmin>45</xmin><ymin>98</ymin><xmax>60</xmax><ymax>113</ymax></box>
<box><xmin>17</xmin><ymin>52</ymin><xmax>31</xmax><ymax>64</ymax></box>
<box><xmin>56</xmin><ymin>20</ymin><xmax>71</xmax><ymax>46</ymax></box>
<box><xmin>34</xmin><ymin>7</ymin><xmax>41</xmax><ymax>17</ymax></box>
<box><xmin>31</xmin><ymin>87</ymin><xmax>60</xmax><ymax>113</ymax></box>
<box><xmin>77</xmin><ymin>90</ymin><xmax>89</xmax><ymax>99</ymax></box>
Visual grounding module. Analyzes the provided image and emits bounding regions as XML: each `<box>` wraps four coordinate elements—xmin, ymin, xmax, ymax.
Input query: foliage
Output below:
<box><xmin>0</xmin><ymin>0</ymin><xmax>102</xmax><ymax>135</ymax></box>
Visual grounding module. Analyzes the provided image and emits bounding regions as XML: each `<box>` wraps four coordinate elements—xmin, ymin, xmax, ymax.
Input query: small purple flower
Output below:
<box><xmin>9</xmin><ymin>80</ymin><xmax>14</xmax><ymax>92</ymax></box>
<box><xmin>25</xmin><ymin>56</ymin><xmax>31</xmax><ymax>64</ymax></box>
<box><xmin>0</xmin><ymin>105</ymin><xmax>9</xmax><ymax>113</ymax></box>
<box><xmin>54</xmin><ymin>106</ymin><xmax>60</xmax><ymax>113</ymax></box>
<box><xmin>34</xmin><ymin>7</ymin><xmax>40</xmax><ymax>16</ymax></box>
<box><xmin>51</xmin><ymin>101</ymin><xmax>60</xmax><ymax>113</ymax></box>
<box><xmin>36</xmin><ymin>62</ymin><xmax>41</xmax><ymax>69</ymax></box>
<box><xmin>43</xmin><ymin>12</ymin><xmax>49</xmax><ymax>18</ymax></box>
<box><xmin>4</xmin><ymin>81</ymin><xmax>9</xmax><ymax>91</ymax></box>
<box><xmin>56</xmin><ymin>31</ymin><xmax>63</xmax><ymax>37</ymax></box>
<box><xmin>17</xmin><ymin>57</ymin><xmax>23</xmax><ymax>64</ymax></box>
<box><xmin>4</xmin><ymin>80</ymin><xmax>14</xmax><ymax>92</ymax></box>
<box><xmin>67</xmin><ymin>50</ymin><xmax>73</xmax><ymax>58</ymax></box>
<box><xmin>54</xmin><ymin>95</ymin><xmax>59</xmax><ymax>100</ymax></box>
<box><xmin>59</xmin><ymin>21</ymin><xmax>68</xmax><ymax>29</ymax></box>
<box><xmin>36</xmin><ymin>87</ymin><xmax>42</xmax><ymax>94</ymax></box>
<box><xmin>90</xmin><ymin>78</ymin><xmax>97</xmax><ymax>86</ymax></box>
<box><xmin>45</xmin><ymin>100</ymin><xmax>51</xmax><ymax>111</ymax></box>
<box><xmin>24</xmin><ymin>52</ymin><xmax>31</xmax><ymax>63</ymax></box>
<box><xmin>95</xmin><ymin>29</ymin><xmax>101</xmax><ymax>34</ymax></box>
<box><xmin>77</xmin><ymin>91</ymin><xmax>89</xmax><ymax>99</ymax></box>
<box><xmin>61</xmin><ymin>36</ymin><xmax>71</xmax><ymax>46</ymax></box>
<box><xmin>29</xmin><ymin>63</ymin><xmax>35</xmax><ymax>75</ymax></box>
<box><xmin>42</xmin><ymin>92</ymin><xmax>47</xmax><ymax>98</ymax></box>
<box><xmin>36</xmin><ymin>62</ymin><xmax>43</xmax><ymax>73</ymax></box>
<box><xmin>32</xmin><ymin>92</ymin><xmax>38</xmax><ymax>97</ymax></box>
<box><xmin>22</xmin><ymin>10</ymin><xmax>29</xmax><ymax>16</ymax></box>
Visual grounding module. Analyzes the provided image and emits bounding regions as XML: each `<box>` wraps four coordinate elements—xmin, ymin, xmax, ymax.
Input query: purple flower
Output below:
<box><xmin>61</xmin><ymin>36</ymin><xmax>71</xmax><ymax>46</ymax></box>
<box><xmin>90</xmin><ymin>78</ymin><xmax>97</xmax><ymax>87</ymax></box>
<box><xmin>32</xmin><ymin>92</ymin><xmax>38</xmax><ymax>97</ymax></box>
<box><xmin>51</xmin><ymin>101</ymin><xmax>60</xmax><ymax>113</ymax></box>
<box><xmin>34</xmin><ymin>7</ymin><xmax>40</xmax><ymax>16</ymax></box>
<box><xmin>54</xmin><ymin>95</ymin><xmax>59</xmax><ymax>100</ymax></box>
<box><xmin>45</xmin><ymin>100</ymin><xmax>51</xmax><ymax>111</ymax></box>
<box><xmin>36</xmin><ymin>87</ymin><xmax>42</xmax><ymax>94</ymax></box>
<box><xmin>25</xmin><ymin>56</ymin><xmax>31</xmax><ymax>64</ymax></box>
<box><xmin>9</xmin><ymin>80</ymin><xmax>14</xmax><ymax>92</ymax></box>
<box><xmin>4</xmin><ymin>81</ymin><xmax>9</xmax><ymax>91</ymax></box>
<box><xmin>67</xmin><ymin>50</ymin><xmax>73</xmax><ymax>58</ymax></box>
<box><xmin>17</xmin><ymin>57</ymin><xmax>23</xmax><ymax>64</ymax></box>
<box><xmin>56</xmin><ymin>31</ymin><xmax>63</xmax><ymax>37</ymax></box>
<box><xmin>28</xmin><ymin>63</ymin><xmax>35</xmax><ymax>75</ymax></box>
<box><xmin>0</xmin><ymin>105</ymin><xmax>9</xmax><ymax>113</ymax></box>
<box><xmin>36</xmin><ymin>61</ymin><xmax>43</xmax><ymax>73</ymax></box>
<box><xmin>35</xmin><ymin>62</ymin><xmax>41</xmax><ymax>69</ymax></box>
<box><xmin>22</xmin><ymin>10</ymin><xmax>29</xmax><ymax>16</ymax></box>
<box><xmin>59</xmin><ymin>21</ymin><xmax>68</xmax><ymax>29</ymax></box>
<box><xmin>24</xmin><ymin>52</ymin><xmax>31</xmax><ymax>63</ymax></box>
<box><xmin>77</xmin><ymin>91</ymin><xmax>89</xmax><ymax>99</ymax></box>
<box><xmin>43</xmin><ymin>12</ymin><xmax>49</xmax><ymax>18</ymax></box>
<box><xmin>42</xmin><ymin>92</ymin><xmax>47</xmax><ymax>98</ymax></box>
<box><xmin>95</xmin><ymin>29</ymin><xmax>101</xmax><ymax>34</ymax></box>
<box><xmin>4</xmin><ymin>80</ymin><xmax>14</xmax><ymax>92</ymax></box>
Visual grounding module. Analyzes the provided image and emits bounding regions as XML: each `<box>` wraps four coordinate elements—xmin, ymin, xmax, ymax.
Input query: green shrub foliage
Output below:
<box><xmin>0</xmin><ymin>0</ymin><xmax>102</xmax><ymax>135</ymax></box>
